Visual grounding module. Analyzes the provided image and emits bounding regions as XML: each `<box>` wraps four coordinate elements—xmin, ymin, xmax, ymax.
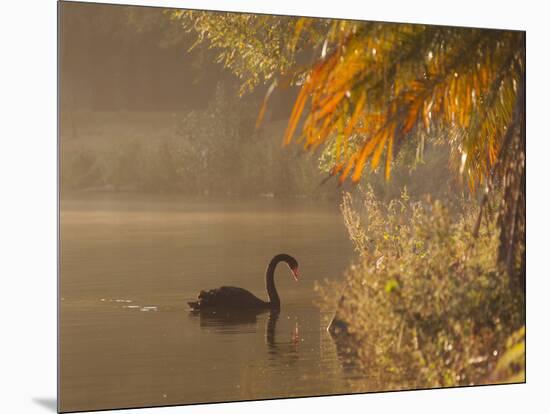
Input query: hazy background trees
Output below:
<box><xmin>59</xmin><ymin>2</ymin><xmax>327</xmax><ymax>198</ymax></box>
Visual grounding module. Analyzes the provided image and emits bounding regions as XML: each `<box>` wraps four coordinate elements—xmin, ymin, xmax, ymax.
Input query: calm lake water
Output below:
<box><xmin>59</xmin><ymin>194</ymin><xmax>362</xmax><ymax>412</ymax></box>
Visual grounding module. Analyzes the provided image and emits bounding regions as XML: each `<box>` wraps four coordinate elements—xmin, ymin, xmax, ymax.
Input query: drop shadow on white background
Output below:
<box><xmin>32</xmin><ymin>398</ymin><xmax>57</xmax><ymax>412</ymax></box>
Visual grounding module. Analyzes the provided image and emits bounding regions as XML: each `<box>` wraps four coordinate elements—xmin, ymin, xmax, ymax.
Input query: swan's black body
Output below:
<box><xmin>188</xmin><ymin>254</ymin><xmax>299</xmax><ymax>311</ymax></box>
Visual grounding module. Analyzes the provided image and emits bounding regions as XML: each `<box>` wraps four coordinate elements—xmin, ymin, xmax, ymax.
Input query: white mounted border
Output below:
<box><xmin>1</xmin><ymin>1</ymin><xmax>547</xmax><ymax>414</ymax></box>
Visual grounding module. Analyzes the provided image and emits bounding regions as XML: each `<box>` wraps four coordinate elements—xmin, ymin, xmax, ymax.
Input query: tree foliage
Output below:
<box><xmin>171</xmin><ymin>11</ymin><xmax>525</xmax><ymax>282</ymax></box>
<box><xmin>168</xmin><ymin>10</ymin><xmax>328</xmax><ymax>95</ymax></box>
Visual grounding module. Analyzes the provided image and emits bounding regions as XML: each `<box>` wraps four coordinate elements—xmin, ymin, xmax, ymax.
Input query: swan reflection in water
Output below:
<box><xmin>190</xmin><ymin>308</ymin><xmax>279</xmax><ymax>343</ymax></box>
<box><xmin>189</xmin><ymin>308</ymin><xmax>301</xmax><ymax>364</ymax></box>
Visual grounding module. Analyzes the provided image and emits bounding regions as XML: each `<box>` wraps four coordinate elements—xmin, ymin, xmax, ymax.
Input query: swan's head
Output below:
<box><xmin>286</xmin><ymin>256</ymin><xmax>300</xmax><ymax>281</ymax></box>
<box><xmin>291</xmin><ymin>267</ymin><xmax>300</xmax><ymax>281</ymax></box>
<box><xmin>272</xmin><ymin>253</ymin><xmax>300</xmax><ymax>281</ymax></box>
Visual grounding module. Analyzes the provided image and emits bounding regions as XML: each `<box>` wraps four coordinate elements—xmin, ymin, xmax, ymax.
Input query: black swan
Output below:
<box><xmin>188</xmin><ymin>254</ymin><xmax>299</xmax><ymax>311</ymax></box>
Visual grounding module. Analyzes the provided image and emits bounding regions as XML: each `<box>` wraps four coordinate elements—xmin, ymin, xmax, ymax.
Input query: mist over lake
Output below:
<box><xmin>60</xmin><ymin>194</ymin><xmax>359</xmax><ymax>411</ymax></box>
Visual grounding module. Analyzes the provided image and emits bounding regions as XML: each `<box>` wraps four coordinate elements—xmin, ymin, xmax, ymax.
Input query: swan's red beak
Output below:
<box><xmin>291</xmin><ymin>267</ymin><xmax>300</xmax><ymax>281</ymax></box>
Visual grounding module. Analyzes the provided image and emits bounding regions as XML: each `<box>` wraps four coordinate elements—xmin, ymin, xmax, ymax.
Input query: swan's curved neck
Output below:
<box><xmin>265</xmin><ymin>255</ymin><xmax>288</xmax><ymax>309</ymax></box>
<box><xmin>266</xmin><ymin>310</ymin><xmax>279</xmax><ymax>348</ymax></box>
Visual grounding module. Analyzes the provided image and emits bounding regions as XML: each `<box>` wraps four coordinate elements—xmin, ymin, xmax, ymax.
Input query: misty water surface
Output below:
<box><xmin>59</xmin><ymin>194</ymin><xmax>368</xmax><ymax>412</ymax></box>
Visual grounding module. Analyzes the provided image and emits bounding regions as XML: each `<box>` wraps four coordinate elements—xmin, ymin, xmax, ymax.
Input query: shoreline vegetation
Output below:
<box><xmin>319</xmin><ymin>186</ymin><xmax>524</xmax><ymax>389</ymax></box>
